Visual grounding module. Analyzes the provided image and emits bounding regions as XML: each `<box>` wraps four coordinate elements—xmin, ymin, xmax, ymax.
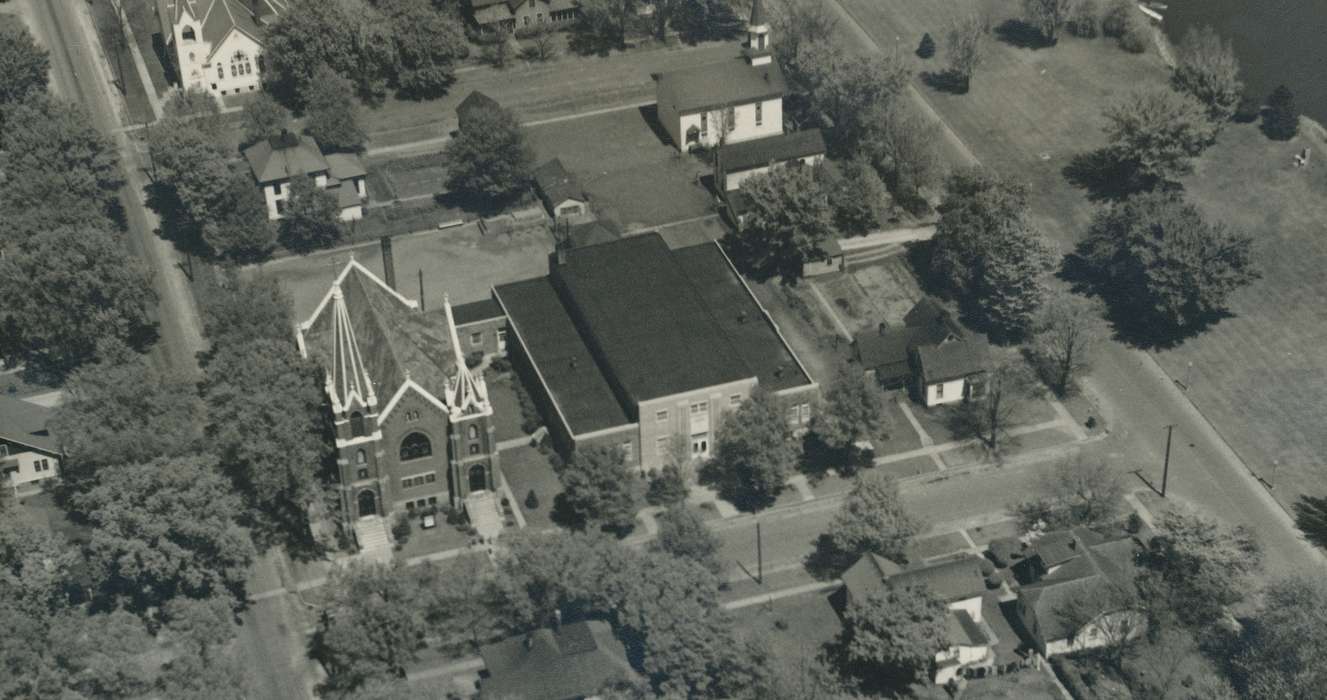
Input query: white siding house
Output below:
<box><xmin>0</xmin><ymin>396</ymin><xmax>61</xmax><ymax>496</ymax></box>
<box><xmin>243</xmin><ymin>132</ymin><xmax>368</xmax><ymax>221</ymax></box>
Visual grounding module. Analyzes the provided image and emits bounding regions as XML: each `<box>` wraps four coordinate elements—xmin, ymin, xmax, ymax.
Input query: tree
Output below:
<box><xmin>374</xmin><ymin>0</ymin><xmax>468</xmax><ymax>99</ymax></box>
<box><xmin>724</xmin><ymin>164</ymin><xmax>835</xmax><ymax>282</ymax></box>
<box><xmin>315</xmin><ymin>562</ymin><xmax>430</xmax><ymax>692</ymax></box>
<box><xmin>0</xmin><ymin>511</ymin><xmax>80</xmax><ymax>620</ymax></box>
<box><xmin>1292</xmin><ymin>495</ymin><xmax>1327</xmax><ymax>550</ymax></box>
<box><xmin>77</xmin><ymin>455</ymin><xmax>256</xmax><ymax>610</ymax></box>
<box><xmin>1103</xmin><ymin>87</ymin><xmax>1218</xmax><ymax>187</ymax></box>
<box><xmin>1031</xmin><ymin>294</ymin><xmax>1107</xmax><ymax>395</ymax></box>
<box><xmin>570</xmin><ymin>0</ymin><xmax>639</xmax><ymax>55</ymax></box>
<box><xmin>1230</xmin><ymin>576</ymin><xmax>1327</xmax><ymax>700</ymax></box>
<box><xmin>1262</xmin><ymin>84</ymin><xmax>1298</xmax><ymax>140</ymax></box>
<box><xmin>0</xmin><ymin>225</ymin><xmax>156</xmax><ymax>378</ymax></box>
<box><xmin>8</xmin><ymin>609</ymin><xmax>159</xmax><ymax>699</ymax></box>
<box><xmin>820</xmin><ymin>159</ymin><xmax>889</xmax><ymax>236</ymax></box>
<box><xmin>810</xmin><ymin>372</ymin><xmax>889</xmax><ymax>474</ymax></box>
<box><xmin>443</xmin><ymin>103</ymin><xmax>534</xmax><ymax>204</ymax></box>
<box><xmin>1137</xmin><ymin>510</ymin><xmax>1262</xmax><ymax>626</ymax></box>
<box><xmin>522</xmin><ymin>24</ymin><xmax>560</xmax><ymax>62</ymax></box>
<box><xmin>770</xmin><ymin>0</ymin><xmax>838</xmax><ymax>82</ymax></box>
<box><xmin>555</xmin><ymin>445</ymin><xmax>639</xmax><ymax>535</ymax></box>
<box><xmin>147</xmin><ymin>115</ymin><xmax>232</xmax><ymax>251</ymax></box>
<box><xmin>826</xmin><ymin>474</ymin><xmax>922</xmax><ymax>565</ymax></box>
<box><xmin>929</xmin><ymin>167</ymin><xmax>1056</xmax><ymax>337</ymax></box>
<box><xmin>162</xmin><ymin>87</ymin><xmax>224</xmax><ymax>140</ymax></box>
<box><xmin>417</xmin><ymin>554</ymin><xmax>504</xmax><ymax>654</ymax></box>
<box><xmin>1081</xmin><ymin>191</ymin><xmax>1259</xmax><ymax>331</ymax></box>
<box><xmin>1100</xmin><ymin>0</ymin><xmax>1133</xmax><ymax>38</ymax></box>
<box><xmin>199</xmin><ymin>272</ymin><xmax>297</xmax><ymax>350</ymax></box>
<box><xmin>954</xmin><ymin>357</ymin><xmax>1038</xmax><ymax>450</ymax></box>
<box><xmin>1026</xmin><ymin>455</ymin><xmax>1125</xmax><ymax>528</ymax></box>
<box><xmin>652</xmin><ymin>505</ymin><xmax>723</xmax><ymax>574</ymax></box>
<box><xmin>239</xmin><ymin>92</ymin><xmax>290</xmax><ymax>148</ymax></box>
<box><xmin>866</xmin><ymin>103</ymin><xmax>943</xmax><ymax>207</ymax></box>
<box><xmin>279</xmin><ymin>175</ymin><xmax>343</xmax><ymax>253</ymax></box>
<box><xmin>0</xmin><ymin>22</ymin><xmax>49</xmax><ymax>104</ymax></box>
<box><xmin>0</xmin><ymin>95</ymin><xmax>122</xmax><ymax>217</ymax></box>
<box><xmin>1022</xmin><ymin>0</ymin><xmax>1073</xmax><ymax>44</ymax></box>
<box><xmin>705</xmin><ymin>391</ymin><xmax>797</xmax><ymax>511</ymax></box>
<box><xmin>201</xmin><ymin>171</ymin><xmax>277</xmax><ymax>262</ymax></box>
<box><xmin>917</xmin><ymin>32</ymin><xmax>935</xmax><ymax>59</ymax></box>
<box><xmin>672</xmin><ymin>0</ymin><xmax>745</xmax><ymax>43</ymax></box>
<box><xmin>1054</xmin><ymin>577</ymin><xmax>1145</xmax><ymax>670</ymax></box>
<box><xmin>1066</xmin><ymin>0</ymin><xmax>1099</xmax><ymax>38</ymax></box>
<box><xmin>945</xmin><ymin>14</ymin><xmax>987</xmax><ymax>91</ymax></box>
<box><xmin>1171</xmin><ymin>26</ymin><xmax>1243</xmax><ymax>123</ymax></box>
<box><xmin>51</xmin><ymin>342</ymin><xmax>203</xmax><ymax>477</ymax></box>
<box><xmin>303</xmin><ymin>65</ymin><xmax>367</xmax><ymax>152</ymax></box>
<box><xmin>795</xmin><ymin>46</ymin><xmax>910</xmax><ymax>153</ymax></box>
<box><xmin>162</xmin><ymin>595</ymin><xmax>236</xmax><ymax>659</ymax></box>
<box><xmin>263</xmin><ymin>0</ymin><xmax>395</xmax><ymax>105</ymax></box>
<box><xmin>839</xmin><ymin>585</ymin><xmax>947</xmax><ymax>684</ymax></box>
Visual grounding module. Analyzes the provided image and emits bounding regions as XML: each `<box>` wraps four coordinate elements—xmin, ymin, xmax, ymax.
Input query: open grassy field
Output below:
<box><xmin>525</xmin><ymin>106</ymin><xmax>713</xmax><ymax>229</ymax></box>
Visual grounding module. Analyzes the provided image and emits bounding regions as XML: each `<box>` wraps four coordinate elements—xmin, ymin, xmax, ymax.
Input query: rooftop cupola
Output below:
<box><xmin>744</xmin><ymin>0</ymin><xmax>772</xmax><ymax>66</ymax></box>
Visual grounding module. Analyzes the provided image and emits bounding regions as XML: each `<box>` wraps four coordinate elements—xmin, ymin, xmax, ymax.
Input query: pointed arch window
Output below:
<box><xmin>350</xmin><ymin>412</ymin><xmax>366</xmax><ymax>438</ymax></box>
<box><xmin>467</xmin><ymin>424</ymin><xmax>479</xmax><ymax>440</ymax></box>
<box><xmin>400</xmin><ymin>433</ymin><xmax>432</xmax><ymax>461</ymax></box>
<box><xmin>355</xmin><ymin>449</ymin><xmax>366</xmax><ymax>465</ymax></box>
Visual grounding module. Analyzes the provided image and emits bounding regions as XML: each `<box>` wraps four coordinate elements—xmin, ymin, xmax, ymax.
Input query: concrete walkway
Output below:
<box><xmin>722</xmin><ymin>580</ymin><xmax>842</xmax><ymax>610</ymax></box>
<box><xmin>807</xmin><ymin>280</ymin><xmax>854</xmax><ymax>340</ymax></box>
<box><xmin>110</xmin><ymin>0</ymin><xmax>163</xmax><ymax>120</ymax></box>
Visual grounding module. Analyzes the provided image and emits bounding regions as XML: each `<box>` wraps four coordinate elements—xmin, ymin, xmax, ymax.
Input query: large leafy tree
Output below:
<box><xmin>770</xmin><ymin>0</ymin><xmax>838</xmax><ymax>87</ymax></box>
<box><xmin>819</xmin><ymin>158</ymin><xmax>890</xmax><ymax>236</ymax></box>
<box><xmin>1021</xmin><ymin>0</ymin><xmax>1073</xmax><ymax>44</ymax></box>
<box><xmin>1231</xmin><ymin>576</ymin><xmax>1327</xmax><ymax>700</ymax></box>
<box><xmin>0</xmin><ymin>608</ymin><xmax>158</xmax><ymax>699</ymax></box>
<box><xmin>865</xmin><ymin>103</ymin><xmax>943</xmax><ymax>206</ymax></box>
<box><xmin>652</xmin><ymin>504</ymin><xmax>723</xmax><ymax>574</ymax></box>
<box><xmin>0</xmin><ymin>511</ymin><xmax>80</xmax><ymax>621</ymax></box>
<box><xmin>1104</xmin><ymin>87</ymin><xmax>1219</xmax><ymax>187</ymax></box>
<box><xmin>706</xmin><ymin>391</ymin><xmax>797</xmax><ymax>511</ymax></box>
<box><xmin>794</xmin><ymin>44</ymin><xmax>909</xmax><ymax>153</ymax></box>
<box><xmin>0</xmin><ymin>22</ymin><xmax>49</xmax><ymax>104</ymax></box>
<box><xmin>279</xmin><ymin>175</ymin><xmax>343</xmax><ymax>253</ymax></box>
<box><xmin>0</xmin><ymin>95</ymin><xmax>121</xmax><ymax>217</ymax></box>
<box><xmin>1262</xmin><ymin>84</ymin><xmax>1299</xmax><ymax>140</ymax></box>
<box><xmin>1137</xmin><ymin>510</ymin><xmax>1262</xmax><ymax>626</ymax></box>
<box><xmin>569</xmin><ymin>0</ymin><xmax>640</xmax><ymax>55</ymax></box>
<box><xmin>303</xmin><ymin>65</ymin><xmax>367</xmax><ymax>153</ymax></box>
<box><xmin>839</xmin><ymin>584</ymin><xmax>947</xmax><ymax>684</ymax></box>
<box><xmin>1031</xmin><ymin>293</ymin><xmax>1108</xmax><ymax>395</ymax></box>
<box><xmin>0</xmin><ymin>225</ymin><xmax>156</xmax><ymax>378</ymax></box>
<box><xmin>1012</xmin><ymin>455</ymin><xmax>1124</xmax><ymax>531</ymax></box>
<box><xmin>201</xmin><ymin>171</ymin><xmax>277</xmax><ymax>262</ymax></box>
<box><xmin>953</xmin><ymin>357</ymin><xmax>1039</xmax><ymax>451</ymax></box>
<box><xmin>671</xmin><ymin>0</ymin><xmax>744</xmax><ymax>43</ymax></box>
<box><xmin>239</xmin><ymin>92</ymin><xmax>290</xmax><ymax>148</ymax></box>
<box><xmin>554</xmin><ymin>445</ymin><xmax>639</xmax><ymax>536</ymax></box>
<box><xmin>1081</xmin><ymin>191</ymin><xmax>1258</xmax><ymax>331</ymax></box>
<box><xmin>945</xmin><ymin>14</ymin><xmax>987</xmax><ymax>91</ymax></box>
<box><xmin>826</xmin><ymin>474</ymin><xmax>922</xmax><ymax>565</ymax></box>
<box><xmin>725</xmin><ymin>165</ymin><xmax>835</xmax><ymax>282</ymax></box>
<box><xmin>372</xmin><ymin>0</ymin><xmax>468</xmax><ymax>99</ymax></box>
<box><xmin>810</xmin><ymin>372</ymin><xmax>890</xmax><ymax>474</ymax></box>
<box><xmin>1293</xmin><ymin>495</ymin><xmax>1327</xmax><ymax>551</ymax></box>
<box><xmin>1171</xmin><ymin>25</ymin><xmax>1243</xmax><ymax>123</ymax></box>
<box><xmin>199</xmin><ymin>272</ymin><xmax>297</xmax><ymax>350</ymax></box>
<box><xmin>264</xmin><ymin>0</ymin><xmax>395</xmax><ymax>104</ymax></box>
<box><xmin>443</xmin><ymin>104</ymin><xmax>534</xmax><ymax>204</ymax></box>
<box><xmin>148</xmin><ymin>115</ymin><xmax>236</xmax><ymax>251</ymax></box>
<box><xmin>417</xmin><ymin>554</ymin><xmax>504</xmax><ymax>655</ymax></box>
<box><xmin>51</xmin><ymin>342</ymin><xmax>203</xmax><ymax>477</ymax></box>
<box><xmin>929</xmin><ymin>167</ymin><xmax>1056</xmax><ymax>338</ymax></box>
<box><xmin>315</xmin><ymin>562</ymin><xmax>430</xmax><ymax>693</ymax></box>
<box><xmin>76</xmin><ymin>455</ymin><xmax>256</xmax><ymax>610</ymax></box>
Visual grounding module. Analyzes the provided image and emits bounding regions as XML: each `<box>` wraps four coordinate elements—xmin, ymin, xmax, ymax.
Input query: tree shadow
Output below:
<box><xmin>1292</xmin><ymin>496</ymin><xmax>1327</xmax><ymax>550</ymax></box>
<box><xmin>920</xmin><ymin>70</ymin><xmax>969</xmax><ymax>95</ymax></box>
<box><xmin>993</xmin><ymin>19</ymin><xmax>1054</xmax><ymax>49</ymax></box>
<box><xmin>804</xmin><ymin>534</ymin><xmax>856</xmax><ymax>581</ymax></box>
<box><xmin>696</xmin><ymin>459</ymin><xmax>779</xmax><ymax>513</ymax></box>
<box><xmin>1062</xmin><ymin>148</ymin><xmax>1147</xmax><ymax>202</ymax></box>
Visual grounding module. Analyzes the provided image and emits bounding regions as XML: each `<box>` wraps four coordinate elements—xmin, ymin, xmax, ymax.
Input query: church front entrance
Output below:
<box><xmin>357</xmin><ymin>489</ymin><xmax>377</xmax><ymax>518</ymax></box>
<box><xmin>468</xmin><ymin>463</ymin><xmax>487</xmax><ymax>493</ymax></box>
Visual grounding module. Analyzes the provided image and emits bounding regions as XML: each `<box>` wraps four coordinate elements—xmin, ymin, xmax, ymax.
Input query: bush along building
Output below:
<box><xmin>295</xmin><ymin>255</ymin><xmax>500</xmax><ymax>551</ymax></box>
<box><xmin>493</xmin><ymin>234</ymin><xmax>819</xmax><ymax>472</ymax></box>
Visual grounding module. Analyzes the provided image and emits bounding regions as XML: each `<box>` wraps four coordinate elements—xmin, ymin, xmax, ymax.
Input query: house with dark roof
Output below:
<box><xmin>156</xmin><ymin>0</ymin><xmax>286</xmax><ymax>97</ymax></box>
<box><xmin>532</xmin><ymin>159</ymin><xmax>590</xmax><ymax>222</ymax></box>
<box><xmin>294</xmin><ymin>258</ymin><xmax>500</xmax><ymax>549</ymax></box>
<box><xmin>242</xmin><ymin>131</ymin><xmax>368</xmax><ymax>222</ymax></box>
<box><xmin>654</xmin><ymin>0</ymin><xmax>787</xmax><ymax>151</ymax></box>
<box><xmin>841</xmin><ymin>553</ymin><xmax>1002</xmax><ymax>685</ymax></box>
<box><xmin>468</xmin><ymin>0</ymin><xmax>579</xmax><ymax>32</ymax></box>
<box><xmin>1012</xmin><ymin>529</ymin><xmax>1147</xmax><ymax>658</ymax></box>
<box><xmin>718</xmin><ymin>128</ymin><xmax>827</xmax><ymax>192</ymax></box>
<box><xmin>493</xmin><ymin>233</ymin><xmax>818</xmax><ymax>471</ymax></box>
<box><xmin>853</xmin><ymin>297</ymin><xmax>987</xmax><ymax>405</ymax></box>
<box><xmin>478</xmin><ymin>620</ymin><xmax>638</xmax><ymax>699</ymax></box>
<box><xmin>0</xmin><ymin>395</ymin><xmax>61</xmax><ymax>497</ymax></box>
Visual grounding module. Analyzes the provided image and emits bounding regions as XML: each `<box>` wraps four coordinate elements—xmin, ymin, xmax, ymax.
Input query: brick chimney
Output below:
<box><xmin>379</xmin><ymin>236</ymin><xmax>397</xmax><ymax>290</ymax></box>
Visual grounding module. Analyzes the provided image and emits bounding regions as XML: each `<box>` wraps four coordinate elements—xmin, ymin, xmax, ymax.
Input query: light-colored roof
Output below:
<box><xmin>326</xmin><ymin>153</ymin><xmax>366</xmax><ymax>181</ymax></box>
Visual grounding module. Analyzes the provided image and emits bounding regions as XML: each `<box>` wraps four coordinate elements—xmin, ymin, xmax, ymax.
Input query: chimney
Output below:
<box><xmin>523</xmin><ymin>635</ymin><xmax>534</xmax><ymax>650</ymax></box>
<box><xmin>379</xmin><ymin>236</ymin><xmax>397</xmax><ymax>290</ymax></box>
<box><xmin>553</xmin><ymin>609</ymin><xmax>563</xmax><ymax>631</ymax></box>
<box><xmin>878</xmin><ymin>322</ymin><xmax>887</xmax><ymax>335</ymax></box>
<box><xmin>555</xmin><ymin>244</ymin><xmax>567</xmax><ymax>266</ymax></box>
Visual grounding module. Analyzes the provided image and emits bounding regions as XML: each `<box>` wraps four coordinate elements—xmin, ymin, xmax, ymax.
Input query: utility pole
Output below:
<box><xmin>1161</xmin><ymin>424</ymin><xmax>1174</xmax><ymax>498</ymax></box>
<box><xmin>756</xmin><ymin>521</ymin><xmax>763</xmax><ymax>585</ymax></box>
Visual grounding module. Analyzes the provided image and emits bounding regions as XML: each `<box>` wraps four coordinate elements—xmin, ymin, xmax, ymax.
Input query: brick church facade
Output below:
<box><xmin>296</xmin><ymin>259</ymin><xmax>499</xmax><ymax>533</ymax></box>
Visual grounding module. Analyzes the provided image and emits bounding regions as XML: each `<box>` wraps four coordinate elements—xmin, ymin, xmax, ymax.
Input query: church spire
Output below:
<box><xmin>442</xmin><ymin>294</ymin><xmax>491</xmax><ymax>416</ymax></box>
<box><xmin>328</xmin><ymin>284</ymin><xmax>377</xmax><ymax>412</ymax></box>
<box><xmin>745</xmin><ymin>0</ymin><xmax>772</xmax><ymax>66</ymax></box>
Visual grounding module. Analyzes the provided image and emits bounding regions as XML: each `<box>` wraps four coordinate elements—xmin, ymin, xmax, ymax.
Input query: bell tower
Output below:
<box><xmin>744</xmin><ymin>0</ymin><xmax>772</xmax><ymax>66</ymax></box>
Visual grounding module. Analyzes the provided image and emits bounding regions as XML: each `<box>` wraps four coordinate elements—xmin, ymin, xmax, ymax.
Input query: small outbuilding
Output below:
<box><xmin>532</xmin><ymin>158</ymin><xmax>589</xmax><ymax>222</ymax></box>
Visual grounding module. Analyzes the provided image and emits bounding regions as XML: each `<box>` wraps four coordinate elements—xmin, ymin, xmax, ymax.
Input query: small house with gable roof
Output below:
<box><xmin>242</xmin><ymin>131</ymin><xmax>368</xmax><ymax>222</ymax></box>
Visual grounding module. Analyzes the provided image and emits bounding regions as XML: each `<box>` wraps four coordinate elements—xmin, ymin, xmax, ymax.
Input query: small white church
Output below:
<box><xmin>156</xmin><ymin>0</ymin><xmax>287</xmax><ymax>98</ymax></box>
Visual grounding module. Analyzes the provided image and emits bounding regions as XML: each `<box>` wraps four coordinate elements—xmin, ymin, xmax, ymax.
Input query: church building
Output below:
<box><xmin>156</xmin><ymin>0</ymin><xmax>286</xmax><ymax>97</ymax></box>
<box><xmin>295</xmin><ymin>258</ymin><xmax>500</xmax><ymax>546</ymax></box>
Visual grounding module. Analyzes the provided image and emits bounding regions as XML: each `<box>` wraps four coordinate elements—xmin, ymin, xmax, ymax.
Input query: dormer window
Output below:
<box><xmin>181</xmin><ymin>26</ymin><xmax>196</xmax><ymax>42</ymax></box>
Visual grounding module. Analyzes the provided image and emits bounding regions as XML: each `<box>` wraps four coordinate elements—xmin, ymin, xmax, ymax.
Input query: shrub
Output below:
<box><xmin>1263</xmin><ymin>84</ymin><xmax>1299</xmax><ymax>140</ymax></box>
<box><xmin>1066</xmin><ymin>0</ymin><xmax>1099</xmax><ymax>38</ymax></box>
<box><xmin>465</xmin><ymin>350</ymin><xmax>484</xmax><ymax>368</ymax></box>
<box><xmin>392</xmin><ymin>512</ymin><xmax>412</xmax><ymax>546</ymax></box>
<box><xmin>646</xmin><ymin>464</ymin><xmax>689</xmax><ymax>506</ymax></box>
<box><xmin>917</xmin><ymin>32</ymin><xmax>936</xmax><ymax>59</ymax></box>
<box><xmin>1233</xmin><ymin>94</ymin><xmax>1261</xmax><ymax>123</ymax></box>
<box><xmin>1126</xmin><ymin>512</ymin><xmax>1143</xmax><ymax>533</ymax></box>
<box><xmin>1100</xmin><ymin>0</ymin><xmax>1133</xmax><ymax>38</ymax></box>
<box><xmin>1119</xmin><ymin>22</ymin><xmax>1148</xmax><ymax>54</ymax></box>
<box><xmin>488</xmin><ymin>355</ymin><xmax>512</xmax><ymax>374</ymax></box>
<box><xmin>513</xmin><ymin>379</ymin><xmax>542</xmax><ymax>434</ymax></box>
<box><xmin>524</xmin><ymin>489</ymin><xmax>540</xmax><ymax>510</ymax></box>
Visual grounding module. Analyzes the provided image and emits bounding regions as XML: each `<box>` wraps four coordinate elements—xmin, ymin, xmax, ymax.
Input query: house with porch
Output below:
<box><xmin>294</xmin><ymin>257</ymin><xmax>501</xmax><ymax>551</ymax></box>
<box><xmin>477</xmin><ymin>619</ymin><xmax>638</xmax><ymax>699</ymax></box>
<box><xmin>156</xmin><ymin>0</ymin><xmax>286</xmax><ymax>97</ymax></box>
<box><xmin>492</xmin><ymin>233</ymin><xmax>819</xmax><ymax>472</ymax></box>
<box><xmin>468</xmin><ymin>0</ymin><xmax>579</xmax><ymax>32</ymax></box>
<box><xmin>242</xmin><ymin>131</ymin><xmax>368</xmax><ymax>222</ymax></box>
<box><xmin>854</xmin><ymin>297</ymin><xmax>987</xmax><ymax>406</ymax></box>
<box><xmin>0</xmin><ymin>395</ymin><xmax>61</xmax><ymax>498</ymax></box>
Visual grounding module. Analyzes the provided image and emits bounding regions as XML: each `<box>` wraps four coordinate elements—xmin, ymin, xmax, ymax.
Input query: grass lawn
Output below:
<box><xmin>963</xmin><ymin>667</ymin><xmax>1061</xmax><ymax>699</ymax></box>
<box><xmin>965</xmin><ymin>518</ymin><xmax>1021</xmax><ymax>547</ymax></box>
<box><xmin>485</xmin><ymin>374</ymin><xmax>529</xmax><ymax>443</ymax></box>
<box><xmin>751</xmin><ymin>280</ymin><xmax>854</xmax><ymax>386</ymax></box>
<box><xmin>363</xmin><ymin>41</ymin><xmax>737</xmax><ymax>149</ymax></box>
<box><xmin>524</xmin><ymin>107</ymin><xmax>712</xmax><ymax>229</ymax></box>
<box><xmin>121</xmin><ymin>0</ymin><xmax>173</xmax><ymax>97</ymax></box>
<box><xmin>392</xmin><ymin>513</ymin><xmax>473</xmax><ymax>561</ymax></box>
<box><xmin>908</xmin><ymin>531</ymin><xmax>970</xmax><ymax>561</ymax></box>
<box><xmin>1151</xmin><ymin>123</ymin><xmax>1327</xmax><ymax>511</ymax></box>
<box><xmin>89</xmin><ymin>0</ymin><xmax>156</xmax><ymax>125</ymax></box>
<box><xmin>730</xmin><ymin>591</ymin><xmax>842</xmax><ymax>666</ymax></box>
<box><xmin>501</xmin><ymin>445</ymin><xmax>562</xmax><ymax>531</ymax></box>
<box><xmin>249</xmin><ymin>218</ymin><xmax>553</xmax><ymax>321</ymax></box>
<box><xmin>365</xmin><ymin>152</ymin><xmax>448</xmax><ymax>201</ymax></box>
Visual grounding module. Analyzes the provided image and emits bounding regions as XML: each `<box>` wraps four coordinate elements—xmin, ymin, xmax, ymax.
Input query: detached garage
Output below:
<box><xmin>533</xmin><ymin>158</ymin><xmax>589</xmax><ymax>222</ymax></box>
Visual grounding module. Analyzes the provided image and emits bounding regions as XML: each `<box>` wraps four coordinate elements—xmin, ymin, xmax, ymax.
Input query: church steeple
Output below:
<box><xmin>744</xmin><ymin>0</ymin><xmax>772</xmax><ymax>66</ymax></box>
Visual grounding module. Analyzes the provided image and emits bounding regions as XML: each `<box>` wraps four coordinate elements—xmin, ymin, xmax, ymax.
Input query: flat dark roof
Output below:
<box><xmin>494</xmin><ymin>277</ymin><xmax>629</xmax><ymax>435</ymax></box>
<box><xmin>452</xmin><ymin>298</ymin><xmax>504</xmax><ymax>326</ymax></box>
<box><xmin>551</xmin><ymin>235</ymin><xmax>752</xmax><ymax>404</ymax></box>
<box><xmin>720</xmin><ymin>129</ymin><xmax>826</xmax><ymax>173</ymax></box>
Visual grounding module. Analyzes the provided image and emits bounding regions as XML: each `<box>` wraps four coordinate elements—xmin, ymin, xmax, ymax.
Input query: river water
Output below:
<box><xmin>1160</xmin><ymin>0</ymin><xmax>1327</xmax><ymax>123</ymax></box>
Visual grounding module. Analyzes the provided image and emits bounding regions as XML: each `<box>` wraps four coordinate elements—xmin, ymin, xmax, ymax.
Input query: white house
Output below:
<box><xmin>654</xmin><ymin>0</ymin><xmax>785</xmax><ymax>151</ymax></box>
<box><xmin>242</xmin><ymin>131</ymin><xmax>368</xmax><ymax>221</ymax></box>
<box><xmin>0</xmin><ymin>396</ymin><xmax>61</xmax><ymax>497</ymax></box>
<box><xmin>156</xmin><ymin>0</ymin><xmax>287</xmax><ymax>98</ymax></box>
<box><xmin>717</xmin><ymin>128</ymin><xmax>827</xmax><ymax>192</ymax></box>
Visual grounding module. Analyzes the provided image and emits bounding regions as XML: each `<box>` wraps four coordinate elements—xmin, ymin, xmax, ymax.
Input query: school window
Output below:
<box><xmin>699</xmin><ymin>112</ymin><xmax>708</xmax><ymax>137</ymax></box>
<box><xmin>786</xmin><ymin>405</ymin><xmax>799</xmax><ymax>426</ymax></box>
<box><xmin>655</xmin><ymin>436</ymin><xmax>669</xmax><ymax>457</ymax></box>
<box><xmin>799</xmin><ymin>403</ymin><xmax>811</xmax><ymax>424</ymax></box>
<box><xmin>426</xmin><ymin>473</ymin><xmax>436</xmax><ymax>483</ymax></box>
<box><xmin>217</xmin><ymin>65</ymin><xmax>223</xmax><ymax>79</ymax></box>
<box><xmin>724</xmin><ymin>106</ymin><xmax>735</xmax><ymax>132</ymax></box>
<box><xmin>470</xmin><ymin>332</ymin><xmax>483</xmax><ymax>346</ymax></box>
<box><xmin>690</xmin><ymin>401</ymin><xmax>708</xmax><ymax>416</ymax></box>
<box><xmin>755</xmin><ymin>102</ymin><xmax>763</xmax><ymax>126</ymax></box>
<box><xmin>523</xmin><ymin>15</ymin><xmax>530</xmax><ymax>25</ymax></box>
<box><xmin>935</xmin><ymin>383</ymin><xmax>945</xmax><ymax>399</ymax></box>
<box><xmin>655</xmin><ymin>409</ymin><xmax>668</xmax><ymax>423</ymax></box>
<box><xmin>621</xmin><ymin>441</ymin><xmax>634</xmax><ymax>464</ymax></box>
<box><xmin>729</xmin><ymin>394</ymin><xmax>742</xmax><ymax>407</ymax></box>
